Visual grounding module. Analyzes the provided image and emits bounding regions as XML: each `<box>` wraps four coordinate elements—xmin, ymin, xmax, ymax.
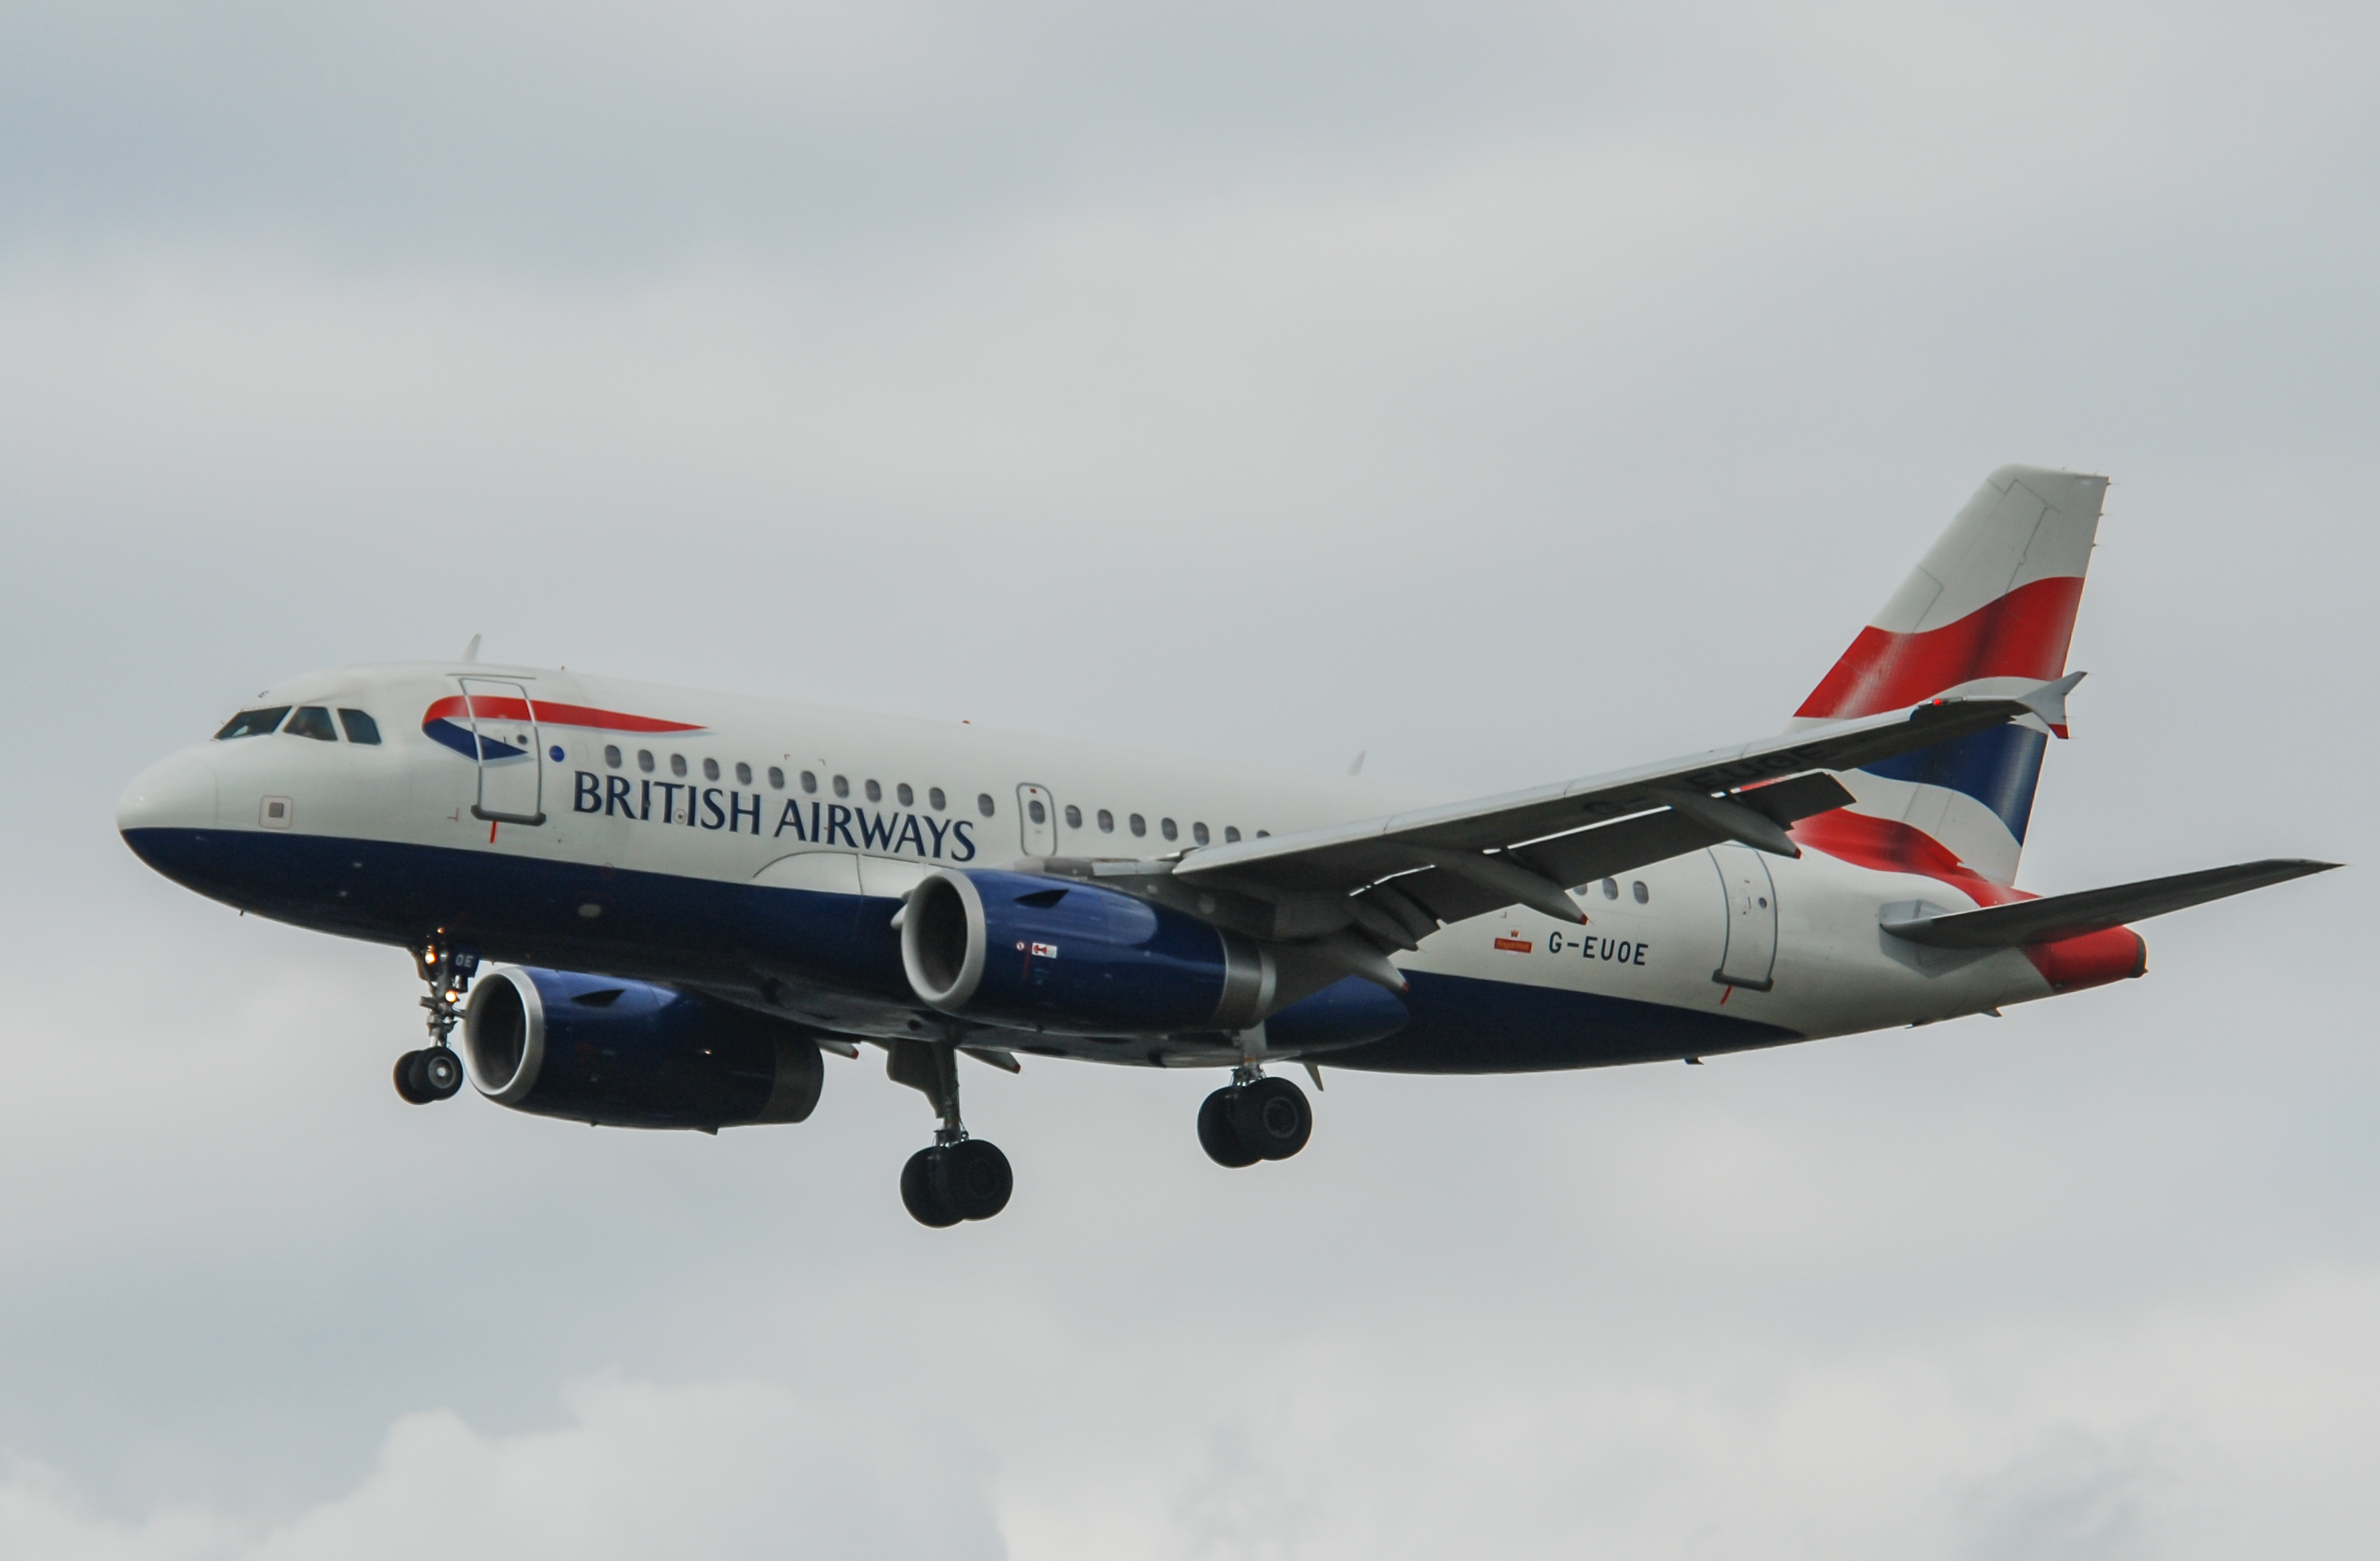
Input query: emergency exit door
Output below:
<box><xmin>457</xmin><ymin>677</ymin><xmax>545</xmax><ymax>825</ymax></box>
<box><xmin>1709</xmin><ymin>843</ymin><xmax>1778</xmax><ymax>991</ymax></box>
<box><xmin>1017</xmin><ymin>784</ymin><xmax>1057</xmax><ymax>856</ymax></box>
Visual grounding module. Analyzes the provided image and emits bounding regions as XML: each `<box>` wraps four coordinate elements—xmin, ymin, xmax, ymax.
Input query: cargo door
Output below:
<box><xmin>457</xmin><ymin>677</ymin><xmax>545</xmax><ymax>825</ymax></box>
<box><xmin>1708</xmin><ymin>843</ymin><xmax>1778</xmax><ymax>991</ymax></box>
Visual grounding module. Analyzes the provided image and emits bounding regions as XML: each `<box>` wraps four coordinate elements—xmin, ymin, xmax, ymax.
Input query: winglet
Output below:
<box><xmin>2016</xmin><ymin>670</ymin><xmax>2086</xmax><ymax>739</ymax></box>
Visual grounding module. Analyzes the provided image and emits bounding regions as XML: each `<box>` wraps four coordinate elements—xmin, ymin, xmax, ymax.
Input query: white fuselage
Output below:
<box><xmin>117</xmin><ymin>660</ymin><xmax>2091</xmax><ymax>1072</ymax></box>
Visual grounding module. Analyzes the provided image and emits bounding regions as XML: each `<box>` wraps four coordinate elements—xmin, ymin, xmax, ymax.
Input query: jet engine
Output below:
<box><xmin>462</xmin><ymin>967</ymin><xmax>823</xmax><ymax>1130</ymax></box>
<box><xmin>900</xmin><ymin>869</ymin><xmax>1274</xmax><ymax>1034</ymax></box>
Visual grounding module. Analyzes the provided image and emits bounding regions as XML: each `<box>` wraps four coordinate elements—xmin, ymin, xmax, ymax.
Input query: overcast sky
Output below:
<box><xmin>1</xmin><ymin>1</ymin><xmax>2372</xmax><ymax>1556</ymax></box>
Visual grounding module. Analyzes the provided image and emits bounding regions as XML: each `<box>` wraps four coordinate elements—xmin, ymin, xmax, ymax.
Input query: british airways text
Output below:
<box><xmin>573</xmin><ymin>772</ymin><xmax>977</xmax><ymax>860</ymax></box>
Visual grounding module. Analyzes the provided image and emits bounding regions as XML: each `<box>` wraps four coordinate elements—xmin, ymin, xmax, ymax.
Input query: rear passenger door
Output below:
<box><xmin>1708</xmin><ymin>844</ymin><xmax>1778</xmax><ymax>991</ymax></box>
<box><xmin>457</xmin><ymin>678</ymin><xmax>545</xmax><ymax>825</ymax></box>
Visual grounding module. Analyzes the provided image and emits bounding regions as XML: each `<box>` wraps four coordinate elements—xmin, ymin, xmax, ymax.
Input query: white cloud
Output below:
<box><xmin>0</xmin><ymin>1379</ymin><xmax>1002</xmax><ymax>1561</ymax></box>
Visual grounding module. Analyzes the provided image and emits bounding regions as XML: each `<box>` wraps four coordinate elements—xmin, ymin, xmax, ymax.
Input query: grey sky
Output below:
<box><xmin>1</xmin><ymin>1</ymin><xmax>2371</xmax><ymax>1555</ymax></box>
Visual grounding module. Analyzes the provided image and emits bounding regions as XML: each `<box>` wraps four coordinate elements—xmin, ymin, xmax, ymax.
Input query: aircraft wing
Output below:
<box><xmin>1880</xmin><ymin>858</ymin><xmax>2339</xmax><ymax>948</ymax></box>
<box><xmin>1112</xmin><ymin>676</ymin><xmax>2088</xmax><ymax>946</ymax></box>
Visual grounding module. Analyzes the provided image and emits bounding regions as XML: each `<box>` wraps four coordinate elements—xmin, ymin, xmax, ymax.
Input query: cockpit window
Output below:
<box><xmin>338</xmin><ymin>709</ymin><xmax>382</xmax><ymax>745</ymax></box>
<box><xmin>284</xmin><ymin>706</ymin><xmax>339</xmax><ymax>742</ymax></box>
<box><xmin>216</xmin><ymin>707</ymin><xmax>290</xmax><ymax>740</ymax></box>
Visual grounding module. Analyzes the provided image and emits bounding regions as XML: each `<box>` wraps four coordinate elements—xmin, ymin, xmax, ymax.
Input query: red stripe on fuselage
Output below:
<box><xmin>1790</xmin><ymin>808</ymin><xmax>2146</xmax><ymax>992</ymax></box>
<box><xmin>1796</xmin><ymin>575</ymin><xmax>2086</xmax><ymax>720</ymax></box>
<box><xmin>421</xmin><ymin>695</ymin><xmax>702</xmax><ymax>733</ymax></box>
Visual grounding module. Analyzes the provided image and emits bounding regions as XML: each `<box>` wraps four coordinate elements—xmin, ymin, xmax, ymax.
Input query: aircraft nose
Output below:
<box><xmin>118</xmin><ymin>753</ymin><xmax>220</xmax><ymax>836</ymax></box>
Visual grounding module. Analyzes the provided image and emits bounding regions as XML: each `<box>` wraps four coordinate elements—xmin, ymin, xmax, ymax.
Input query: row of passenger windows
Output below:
<box><xmin>1032</xmin><ymin>798</ymin><xmax>1257</xmax><ymax>845</ymax></box>
<box><xmin>596</xmin><ymin>746</ymin><xmax>1263</xmax><ymax>845</ymax></box>
<box><xmin>1586</xmin><ymin>878</ymin><xmax>1653</xmax><ymax>905</ymax></box>
<box><xmin>600</xmin><ymin>746</ymin><xmax>983</xmax><ymax>813</ymax></box>
<box><xmin>215</xmin><ymin>705</ymin><xmax>382</xmax><ymax>745</ymax></box>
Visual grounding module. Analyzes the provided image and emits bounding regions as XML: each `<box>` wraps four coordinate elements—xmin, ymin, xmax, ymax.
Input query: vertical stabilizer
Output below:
<box><xmin>1790</xmin><ymin>465</ymin><xmax>2108</xmax><ymax>888</ymax></box>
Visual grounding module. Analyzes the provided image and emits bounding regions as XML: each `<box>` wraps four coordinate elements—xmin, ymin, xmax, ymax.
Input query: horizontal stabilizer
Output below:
<box><xmin>1882</xmin><ymin>859</ymin><xmax>2339</xmax><ymax>948</ymax></box>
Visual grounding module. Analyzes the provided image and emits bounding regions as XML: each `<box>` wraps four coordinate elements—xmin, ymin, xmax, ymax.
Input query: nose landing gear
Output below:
<box><xmin>1199</xmin><ymin>1067</ymin><xmax>1312</xmax><ymax>1168</ymax></box>
<box><xmin>887</xmin><ymin>1036</ymin><xmax>1013</xmax><ymax>1227</ymax></box>
<box><xmin>395</xmin><ymin>939</ymin><xmax>476</xmax><ymax>1105</ymax></box>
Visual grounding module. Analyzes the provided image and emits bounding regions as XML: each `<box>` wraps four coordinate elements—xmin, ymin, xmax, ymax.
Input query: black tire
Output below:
<box><xmin>1198</xmin><ymin>1087</ymin><xmax>1259</xmax><ymax>1168</ymax></box>
<box><xmin>419</xmin><ymin>1048</ymin><xmax>464</xmax><ymax>1099</ymax></box>
<box><xmin>934</xmin><ymin>1138</ymin><xmax>1013</xmax><ymax>1222</ymax></box>
<box><xmin>1231</xmin><ymin>1076</ymin><xmax>1312</xmax><ymax>1161</ymax></box>
<box><xmin>393</xmin><ymin>1050</ymin><xmax>432</xmax><ymax>1105</ymax></box>
<box><xmin>901</xmin><ymin>1148</ymin><xmax>962</xmax><ymax>1228</ymax></box>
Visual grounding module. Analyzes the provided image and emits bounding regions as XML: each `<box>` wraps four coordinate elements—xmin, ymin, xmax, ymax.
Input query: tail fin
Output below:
<box><xmin>1792</xmin><ymin>465</ymin><xmax>2108</xmax><ymax>888</ymax></box>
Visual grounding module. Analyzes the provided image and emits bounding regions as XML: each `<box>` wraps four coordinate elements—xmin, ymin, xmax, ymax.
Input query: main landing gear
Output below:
<box><xmin>1198</xmin><ymin>1067</ymin><xmax>1313</xmax><ymax>1168</ymax></box>
<box><xmin>886</xmin><ymin>1037</ymin><xmax>1012</xmax><ymax>1228</ymax></box>
<box><xmin>394</xmin><ymin>939</ymin><xmax>477</xmax><ymax>1105</ymax></box>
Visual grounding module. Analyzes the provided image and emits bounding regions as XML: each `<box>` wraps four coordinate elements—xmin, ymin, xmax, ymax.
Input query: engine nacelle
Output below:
<box><xmin>900</xmin><ymin>869</ymin><xmax>1272</xmax><ymax>1034</ymax></box>
<box><xmin>462</xmin><ymin>967</ymin><xmax>823</xmax><ymax>1131</ymax></box>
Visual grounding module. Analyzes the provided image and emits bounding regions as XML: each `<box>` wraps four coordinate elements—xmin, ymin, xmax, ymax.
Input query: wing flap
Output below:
<box><xmin>1881</xmin><ymin>858</ymin><xmax>2339</xmax><ymax>948</ymax></box>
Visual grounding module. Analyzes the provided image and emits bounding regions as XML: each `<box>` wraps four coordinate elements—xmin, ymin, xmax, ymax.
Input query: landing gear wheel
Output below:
<box><xmin>1231</xmin><ymin>1076</ymin><xmax>1312</xmax><ymax>1161</ymax></box>
<box><xmin>1198</xmin><ymin>1087</ymin><xmax>1260</xmax><ymax>1168</ymax></box>
<box><xmin>419</xmin><ymin>1048</ymin><xmax>463</xmax><ymax>1099</ymax></box>
<box><xmin>933</xmin><ymin>1139</ymin><xmax>1013</xmax><ymax>1221</ymax></box>
<box><xmin>900</xmin><ymin>1148</ymin><xmax>963</xmax><ymax>1228</ymax></box>
<box><xmin>393</xmin><ymin>1049</ymin><xmax>431</xmax><ymax>1105</ymax></box>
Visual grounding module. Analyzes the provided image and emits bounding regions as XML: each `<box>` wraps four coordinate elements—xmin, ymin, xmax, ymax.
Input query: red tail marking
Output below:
<box><xmin>1797</xmin><ymin>576</ymin><xmax>2086</xmax><ymax>719</ymax></box>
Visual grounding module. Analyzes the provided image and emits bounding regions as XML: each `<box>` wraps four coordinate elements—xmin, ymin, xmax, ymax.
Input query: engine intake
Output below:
<box><xmin>900</xmin><ymin>869</ymin><xmax>1273</xmax><ymax>1034</ymax></box>
<box><xmin>462</xmin><ymin>967</ymin><xmax>823</xmax><ymax>1130</ymax></box>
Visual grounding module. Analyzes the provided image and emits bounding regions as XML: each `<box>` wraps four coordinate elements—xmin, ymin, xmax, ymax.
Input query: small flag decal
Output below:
<box><xmin>1030</xmin><ymin>942</ymin><xmax>1059</xmax><ymax>959</ymax></box>
<box><xmin>1494</xmin><ymin>936</ymin><xmax>1533</xmax><ymax>953</ymax></box>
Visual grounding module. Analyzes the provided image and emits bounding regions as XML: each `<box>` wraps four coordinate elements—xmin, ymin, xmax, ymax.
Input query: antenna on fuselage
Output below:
<box><xmin>459</xmin><ymin>633</ymin><xmax>481</xmax><ymax>663</ymax></box>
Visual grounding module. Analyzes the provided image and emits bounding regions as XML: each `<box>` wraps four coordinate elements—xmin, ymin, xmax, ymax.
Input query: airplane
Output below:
<box><xmin>116</xmin><ymin>466</ymin><xmax>2335</xmax><ymax>1227</ymax></box>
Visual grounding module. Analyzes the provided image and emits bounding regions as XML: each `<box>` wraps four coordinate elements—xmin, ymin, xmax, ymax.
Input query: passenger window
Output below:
<box><xmin>735</xmin><ymin>762</ymin><xmax>752</xmax><ymax>785</ymax></box>
<box><xmin>834</xmin><ymin>775</ymin><xmax>850</xmax><ymax>798</ymax></box>
<box><xmin>1161</xmin><ymin>818</ymin><xmax>1179</xmax><ymax>842</ymax></box>
<box><xmin>703</xmin><ymin>758</ymin><xmax>721</xmax><ymax>782</ymax></box>
<box><xmin>337</xmin><ymin>709</ymin><xmax>382</xmax><ymax>745</ymax></box>
<box><xmin>1257</xmin><ymin>830</ymin><xmax>1271</xmax><ymax>838</ymax></box>
<box><xmin>897</xmin><ymin>783</ymin><xmax>914</xmax><ymax>807</ymax></box>
<box><xmin>1192</xmin><ymin>822</ymin><xmax>1209</xmax><ymax>845</ymax></box>
<box><xmin>1224</xmin><ymin>826</ymin><xmax>1240</xmax><ymax>843</ymax></box>
<box><xmin>1602</xmin><ymin>879</ymin><xmax>1619</xmax><ymax>899</ymax></box>
<box><xmin>668</xmin><ymin>753</ymin><xmax>685</xmax><ymax>777</ymax></box>
<box><xmin>284</xmin><ymin>706</ymin><xmax>338</xmax><ymax>742</ymax></box>
<box><xmin>977</xmin><ymin>793</ymin><xmax>995</xmax><ymax>817</ymax></box>
<box><xmin>638</xmin><ymin>750</ymin><xmax>655</xmax><ymax>773</ymax></box>
<box><xmin>1633</xmin><ymin>881</ymin><xmax>1649</xmax><ymax>904</ymax></box>
<box><xmin>1064</xmin><ymin>805</ymin><xmax>1082</xmax><ymax>828</ymax></box>
<box><xmin>929</xmin><ymin>788</ymin><xmax>946</xmax><ymax>811</ymax></box>
<box><xmin>216</xmin><ymin>707</ymin><xmax>290</xmax><ymax>740</ymax></box>
<box><xmin>1028</xmin><ymin>799</ymin><xmax>1047</xmax><ymax>824</ymax></box>
<box><xmin>605</xmin><ymin>745</ymin><xmax>623</xmax><ymax>769</ymax></box>
<box><xmin>1129</xmin><ymin>813</ymin><xmax>1146</xmax><ymax>837</ymax></box>
<box><xmin>865</xmin><ymin>779</ymin><xmax>882</xmax><ymax>802</ymax></box>
<box><xmin>768</xmin><ymin>767</ymin><xmax>785</xmax><ymax>791</ymax></box>
<box><xmin>801</xmin><ymin>771</ymin><xmax>818</xmax><ymax>793</ymax></box>
<box><xmin>1097</xmin><ymin>810</ymin><xmax>1114</xmax><ymax>833</ymax></box>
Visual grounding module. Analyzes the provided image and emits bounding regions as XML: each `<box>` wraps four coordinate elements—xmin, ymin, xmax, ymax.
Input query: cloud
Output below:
<box><xmin>0</xmin><ymin>1379</ymin><xmax>1003</xmax><ymax>1561</ymax></box>
<box><xmin>0</xmin><ymin>1</ymin><xmax>2371</xmax><ymax>1556</ymax></box>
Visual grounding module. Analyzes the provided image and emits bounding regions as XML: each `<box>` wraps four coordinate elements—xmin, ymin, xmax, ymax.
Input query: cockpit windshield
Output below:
<box><xmin>283</xmin><ymin>706</ymin><xmax>338</xmax><ymax>742</ymax></box>
<box><xmin>216</xmin><ymin>707</ymin><xmax>290</xmax><ymax>740</ymax></box>
<box><xmin>338</xmin><ymin>709</ymin><xmax>382</xmax><ymax>745</ymax></box>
